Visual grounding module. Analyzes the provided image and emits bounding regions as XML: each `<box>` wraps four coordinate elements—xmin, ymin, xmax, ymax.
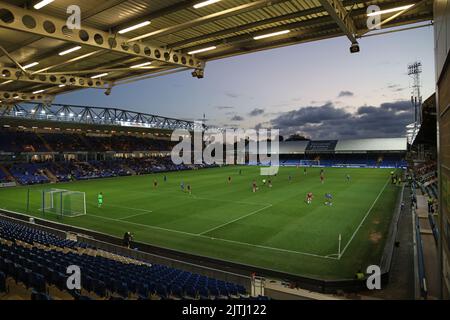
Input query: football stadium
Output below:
<box><xmin>0</xmin><ymin>0</ymin><xmax>448</xmax><ymax>307</ymax></box>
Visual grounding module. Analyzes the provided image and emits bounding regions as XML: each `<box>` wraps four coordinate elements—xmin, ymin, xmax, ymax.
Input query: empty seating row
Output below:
<box><xmin>0</xmin><ymin>218</ymin><xmax>252</xmax><ymax>300</ymax></box>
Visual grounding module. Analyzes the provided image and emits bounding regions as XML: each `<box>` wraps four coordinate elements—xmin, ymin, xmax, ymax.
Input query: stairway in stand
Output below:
<box><xmin>0</xmin><ymin>165</ymin><xmax>16</xmax><ymax>183</ymax></box>
<box><xmin>35</xmin><ymin>132</ymin><xmax>53</xmax><ymax>153</ymax></box>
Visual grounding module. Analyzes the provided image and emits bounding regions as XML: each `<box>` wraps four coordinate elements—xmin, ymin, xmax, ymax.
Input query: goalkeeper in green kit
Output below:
<box><xmin>97</xmin><ymin>192</ymin><xmax>103</xmax><ymax>208</ymax></box>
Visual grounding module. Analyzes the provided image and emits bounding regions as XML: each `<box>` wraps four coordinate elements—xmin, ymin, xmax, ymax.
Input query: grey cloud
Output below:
<box><xmin>270</xmin><ymin>100</ymin><xmax>413</xmax><ymax>139</ymax></box>
<box><xmin>216</xmin><ymin>106</ymin><xmax>235</xmax><ymax>110</ymax></box>
<box><xmin>230</xmin><ymin>115</ymin><xmax>244</xmax><ymax>121</ymax></box>
<box><xmin>225</xmin><ymin>92</ymin><xmax>240</xmax><ymax>98</ymax></box>
<box><xmin>338</xmin><ymin>90</ymin><xmax>354</xmax><ymax>97</ymax></box>
<box><xmin>248</xmin><ymin>108</ymin><xmax>265</xmax><ymax>117</ymax></box>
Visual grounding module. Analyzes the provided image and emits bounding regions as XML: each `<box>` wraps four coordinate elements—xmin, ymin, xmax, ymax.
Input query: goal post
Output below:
<box><xmin>41</xmin><ymin>188</ymin><xmax>86</xmax><ymax>217</ymax></box>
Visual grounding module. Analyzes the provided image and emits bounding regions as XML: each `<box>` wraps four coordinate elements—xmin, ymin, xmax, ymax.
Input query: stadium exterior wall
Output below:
<box><xmin>434</xmin><ymin>0</ymin><xmax>450</xmax><ymax>299</ymax></box>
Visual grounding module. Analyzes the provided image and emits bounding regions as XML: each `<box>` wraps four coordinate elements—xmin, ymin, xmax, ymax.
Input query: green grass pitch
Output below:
<box><xmin>0</xmin><ymin>166</ymin><xmax>401</xmax><ymax>279</ymax></box>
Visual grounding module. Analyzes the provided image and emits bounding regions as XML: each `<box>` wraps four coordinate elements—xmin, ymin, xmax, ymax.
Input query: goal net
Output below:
<box><xmin>41</xmin><ymin>188</ymin><xmax>86</xmax><ymax>217</ymax></box>
<box><xmin>299</xmin><ymin>160</ymin><xmax>320</xmax><ymax>166</ymax></box>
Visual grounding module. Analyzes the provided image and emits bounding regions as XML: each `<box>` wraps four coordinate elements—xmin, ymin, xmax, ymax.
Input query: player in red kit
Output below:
<box><xmin>306</xmin><ymin>192</ymin><xmax>313</xmax><ymax>204</ymax></box>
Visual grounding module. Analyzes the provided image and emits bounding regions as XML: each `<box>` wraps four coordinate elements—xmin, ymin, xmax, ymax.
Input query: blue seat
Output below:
<box><xmin>15</xmin><ymin>264</ymin><xmax>26</xmax><ymax>285</ymax></box>
<box><xmin>209</xmin><ymin>286</ymin><xmax>219</xmax><ymax>297</ymax></box>
<box><xmin>83</xmin><ymin>275</ymin><xmax>94</xmax><ymax>292</ymax></box>
<box><xmin>31</xmin><ymin>289</ymin><xmax>52</xmax><ymax>300</ymax></box>
<box><xmin>52</xmin><ymin>272</ymin><xmax>67</xmax><ymax>290</ymax></box>
<box><xmin>148</xmin><ymin>282</ymin><xmax>156</xmax><ymax>295</ymax></box>
<box><xmin>185</xmin><ymin>286</ymin><xmax>197</xmax><ymax>298</ymax></box>
<box><xmin>0</xmin><ymin>258</ymin><xmax>6</xmax><ymax>274</ymax></box>
<box><xmin>227</xmin><ymin>285</ymin><xmax>238</xmax><ymax>296</ymax></box>
<box><xmin>127</xmin><ymin>279</ymin><xmax>138</xmax><ymax>293</ymax></box>
<box><xmin>30</xmin><ymin>273</ymin><xmax>46</xmax><ymax>293</ymax></box>
<box><xmin>93</xmin><ymin>279</ymin><xmax>107</xmax><ymax>297</ymax></box>
<box><xmin>156</xmin><ymin>284</ymin><xmax>168</xmax><ymax>298</ymax></box>
<box><xmin>0</xmin><ymin>271</ymin><xmax>6</xmax><ymax>293</ymax></box>
<box><xmin>116</xmin><ymin>281</ymin><xmax>129</xmax><ymax>298</ymax></box>
<box><xmin>170</xmin><ymin>285</ymin><xmax>183</xmax><ymax>298</ymax></box>
<box><xmin>199</xmin><ymin>287</ymin><xmax>209</xmax><ymax>299</ymax></box>
<box><xmin>237</xmin><ymin>285</ymin><xmax>246</xmax><ymax>295</ymax></box>
<box><xmin>137</xmin><ymin>283</ymin><xmax>149</xmax><ymax>297</ymax></box>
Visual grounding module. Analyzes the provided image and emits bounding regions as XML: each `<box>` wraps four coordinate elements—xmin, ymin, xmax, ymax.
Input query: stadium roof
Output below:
<box><xmin>0</xmin><ymin>101</ymin><xmax>201</xmax><ymax>132</ymax></box>
<box><xmin>248</xmin><ymin>138</ymin><xmax>407</xmax><ymax>154</ymax></box>
<box><xmin>279</xmin><ymin>140</ymin><xmax>310</xmax><ymax>154</ymax></box>
<box><xmin>335</xmin><ymin>137</ymin><xmax>407</xmax><ymax>152</ymax></box>
<box><xmin>0</xmin><ymin>0</ymin><xmax>433</xmax><ymax>103</ymax></box>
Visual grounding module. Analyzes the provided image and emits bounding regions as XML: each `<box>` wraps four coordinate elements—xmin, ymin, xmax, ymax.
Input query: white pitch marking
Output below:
<box><xmin>91</xmin><ymin>202</ymin><xmax>152</xmax><ymax>213</ymax></box>
<box><xmin>198</xmin><ymin>203</ymin><xmax>273</xmax><ymax>236</ymax></box>
<box><xmin>338</xmin><ymin>178</ymin><xmax>390</xmax><ymax>258</ymax></box>
<box><xmin>86</xmin><ymin>213</ymin><xmax>337</xmax><ymax>260</ymax></box>
<box><xmin>118</xmin><ymin>212</ymin><xmax>152</xmax><ymax>220</ymax></box>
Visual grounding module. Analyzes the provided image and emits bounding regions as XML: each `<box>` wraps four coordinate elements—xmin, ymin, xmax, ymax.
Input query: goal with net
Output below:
<box><xmin>41</xmin><ymin>188</ymin><xmax>86</xmax><ymax>217</ymax></box>
<box><xmin>299</xmin><ymin>160</ymin><xmax>320</xmax><ymax>166</ymax></box>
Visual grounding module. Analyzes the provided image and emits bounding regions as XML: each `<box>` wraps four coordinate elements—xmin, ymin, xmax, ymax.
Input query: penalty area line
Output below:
<box><xmin>118</xmin><ymin>212</ymin><xmax>153</xmax><ymax>220</ymax></box>
<box><xmin>85</xmin><ymin>214</ymin><xmax>336</xmax><ymax>260</ymax></box>
<box><xmin>198</xmin><ymin>203</ymin><xmax>273</xmax><ymax>236</ymax></box>
<box><xmin>89</xmin><ymin>202</ymin><xmax>153</xmax><ymax>214</ymax></box>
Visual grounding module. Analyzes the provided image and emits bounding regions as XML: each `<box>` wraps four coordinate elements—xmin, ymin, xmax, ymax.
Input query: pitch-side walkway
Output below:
<box><xmin>359</xmin><ymin>185</ymin><xmax>415</xmax><ymax>299</ymax></box>
<box><xmin>416</xmin><ymin>192</ymin><xmax>440</xmax><ymax>299</ymax></box>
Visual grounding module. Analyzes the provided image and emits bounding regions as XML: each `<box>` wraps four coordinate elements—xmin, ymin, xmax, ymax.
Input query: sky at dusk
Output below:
<box><xmin>55</xmin><ymin>24</ymin><xmax>435</xmax><ymax>140</ymax></box>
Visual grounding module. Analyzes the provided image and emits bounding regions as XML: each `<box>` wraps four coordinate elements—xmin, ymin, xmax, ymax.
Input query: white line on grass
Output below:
<box><xmin>90</xmin><ymin>202</ymin><xmax>152</xmax><ymax>213</ymax></box>
<box><xmin>85</xmin><ymin>212</ymin><xmax>337</xmax><ymax>260</ymax></box>
<box><xmin>199</xmin><ymin>234</ymin><xmax>339</xmax><ymax>260</ymax></box>
<box><xmin>130</xmin><ymin>189</ymin><xmax>271</xmax><ymax>207</ymax></box>
<box><xmin>118</xmin><ymin>212</ymin><xmax>152</xmax><ymax>220</ymax></box>
<box><xmin>338</xmin><ymin>178</ymin><xmax>390</xmax><ymax>259</ymax></box>
<box><xmin>191</xmin><ymin>194</ymin><xmax>272</xmax><ymax>207</ymax></box>
<box><xmin>87</xmin><ymin>213</ymin><xmax>198</xmax><ymax>237</ymax></box>
<box><xmin>198</xmin><ymin>203</ymin><xmax>273</xmax><ymax>236</ymax></box>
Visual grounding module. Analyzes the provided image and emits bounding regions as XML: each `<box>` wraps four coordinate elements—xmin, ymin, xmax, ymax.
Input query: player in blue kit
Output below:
<box><xmin>324</xmin><ymin>193</ymin><xmax>333</xmax><ymax>206</ymax></box>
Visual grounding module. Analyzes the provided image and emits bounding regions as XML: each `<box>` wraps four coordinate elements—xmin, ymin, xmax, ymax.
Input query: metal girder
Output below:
<box><xmin>0</xmin><ymin>2</ymin><xmax>204</xmax><ymax>70</ymax></box>
<box><xmin>358</xmin><ymin>0</ymin><xmax>431</xmax><ymax>36</ymax></box>
<box><xmin>128</xmin><ymin>0</ymin><xmax>289</xmax><ymax>42</ymax></box>
<box><xmin>112</xmin><ymin>0</ymin><xmax>200</xmax><ymax>34</ymax></box>
<box><xmin>183</xmin><ymin>15</ymin><xmax>334</xmax><ymax>53</ymax></box>
<box><xmin>318</xmin><ymin>0</ymin><xmax>358</xmax><ymax>43</ymax></box>
<box><xmin>181</xmin><ymin>0</ymin><xmax>430</xmax><ymax>54</ymax></box>
<box><xmin>169</xmin><ymin>0</ymin><xmax>362</xmax><ymax>49</ymax></box>
<box><xmin>0</xmin><ymin>67</ymin><xmax>111</xmax><ymax>89</ymax></box>
<box><xmin>0</xmin><ymin>90</ymin><xmax>54</xmax><ymax>103</ymax></box>
<box><xmin>0</xmin><ymin>102</ymin><xmax>202</xmax><ymax>131</ymax></box>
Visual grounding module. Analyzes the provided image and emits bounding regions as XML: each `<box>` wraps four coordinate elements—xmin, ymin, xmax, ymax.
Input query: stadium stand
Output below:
<box><xmin>0</xmin><ymin>216</ymin><xmax>252</xmax><ymax>300</ymax></box>
<box><xmin>0</xmin><ymin>127</ymin><xmax>408</xmax><ymax>186</ymax></box>
<box><xmin>278</xmin><ymin>138</ymin><xmax>407</xmax><ymax>168</ymax></box>
<box><xmin>6</xmin><ymin>163</ymin><xmax>50</xmax><ymax>185</ymax></box>
<box><xmin>248</xmin><ymin>138</ymin><xmax>407</xmax><ymax>168</ymax></box>
<box><xmin>0</xmin><ymin>170</ymin><xmax>10</xmax><ymax>184</ymax></box>
<box><xmin>0</xmin><ymin>130</ymin><xmax>175</xmax><ymax>153</ymax></box>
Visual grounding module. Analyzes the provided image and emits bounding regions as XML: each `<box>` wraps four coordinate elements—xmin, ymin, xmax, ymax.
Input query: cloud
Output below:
<box><xmin>248</xmin><ymin>108</ymin><xmax>265</xmax><ymax>117</ymax></box>
<box><xmin>230</xmin><ymin>115</ymin><xmax>244</xmax><ymax>121</ymax></box>
<box><xmin>225</xmin><ymin>91</ymin><xmax>240</xmax><ymax>98</ymax></box>
<box><xmin>270</xmin><ymin>100</ymin><xmax>412</xmax><ymax>139</ymax></box>
<box><xmin>386</xmin><ymin>84</ymin><xmax>406</xmax><ymax>92</ymax></box>
<box><xmin>338</xmin><ymin>90</ymin><xmax>354</xmax><ymax>97</ymax></box>
<box><xmin>215</xmin><ymin>106</ymin><xmax>235</xmax><ymax>110</ymax></box>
